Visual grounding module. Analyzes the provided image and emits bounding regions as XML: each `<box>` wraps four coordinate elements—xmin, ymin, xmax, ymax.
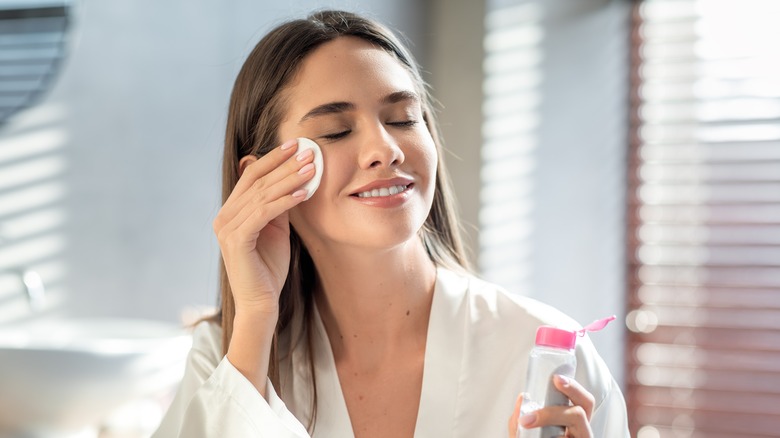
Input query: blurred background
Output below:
<box><xmin>0</xmin><ymin>0</ymin><xmax>778</xmax><ymax>437</ymax></box>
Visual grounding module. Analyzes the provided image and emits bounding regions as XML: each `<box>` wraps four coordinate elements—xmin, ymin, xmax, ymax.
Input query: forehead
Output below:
<box><xmin>282</xmin><ymin>36</ymin><xmax>418</xmax><ymax>115</ymax></box>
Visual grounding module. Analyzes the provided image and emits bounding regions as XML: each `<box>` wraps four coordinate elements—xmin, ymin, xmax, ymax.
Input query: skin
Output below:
<box><xmin>213</xmin><ymin>36</ymin><xmax>595</xmax><ymax>438</ymax></box>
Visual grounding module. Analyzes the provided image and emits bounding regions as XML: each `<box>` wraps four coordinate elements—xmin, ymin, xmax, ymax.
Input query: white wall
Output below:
<box><xmin>0</xmin><ymin>0</ymin><xmax>427</xmax><ymax>324</ymax></box>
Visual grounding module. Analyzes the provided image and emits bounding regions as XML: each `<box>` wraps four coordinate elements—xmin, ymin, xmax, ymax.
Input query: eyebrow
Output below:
<box><xmin>298</xmin><ymin>90</ymin><xmax>420</xmax><ymax>124</ymax></box>
<box><xmin>382</xmin><ymin>90</ymin><xmax>419</xmax><ymax>105</ymax></box>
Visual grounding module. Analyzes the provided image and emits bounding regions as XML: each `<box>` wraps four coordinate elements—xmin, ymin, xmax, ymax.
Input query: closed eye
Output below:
<box><xmin>320</xmin><ymin>120</ymin><xmax>417</xmax><ymax>141</ymax></box>
<box><xmin>322</xmin><ymin>130</ymin><xmax>351</xmax><ymax>140</ymax></box>
<box><xmin>387</xmin><ymin>120</ymin><xmax>418</xmax><ymax>127</ymax></box>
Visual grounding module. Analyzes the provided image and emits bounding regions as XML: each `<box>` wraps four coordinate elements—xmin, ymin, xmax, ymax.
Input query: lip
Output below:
<box><xmin>349</xmin><ymin>176</ymin><xmax>415</xmax><ymax>196</ymax></box>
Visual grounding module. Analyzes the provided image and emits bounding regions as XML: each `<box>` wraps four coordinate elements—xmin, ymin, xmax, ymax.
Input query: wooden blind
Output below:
<box><xmin>626</xmin><ymin>1</ymin><xmax>780</xmax><ymax>437</ymax></box>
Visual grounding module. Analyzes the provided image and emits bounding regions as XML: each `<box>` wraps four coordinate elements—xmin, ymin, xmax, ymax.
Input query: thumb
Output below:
<box><xmin>508</xmin><ymin>393</ymin><xmax>523</xmax><ymax>438</ymax></box>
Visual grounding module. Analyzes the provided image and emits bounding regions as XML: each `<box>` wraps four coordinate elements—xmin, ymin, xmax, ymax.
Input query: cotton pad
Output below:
<box><xmin>297</xmin><ymin>137</ymin><xmax>323</xmax><ymax>200</ymax></box>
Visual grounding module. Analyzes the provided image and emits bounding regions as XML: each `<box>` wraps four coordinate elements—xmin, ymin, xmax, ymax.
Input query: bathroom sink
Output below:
<box><xmin>0</xmin><ymin>318</ymin><xmax>192</xmax><ymax>437</ymax></box>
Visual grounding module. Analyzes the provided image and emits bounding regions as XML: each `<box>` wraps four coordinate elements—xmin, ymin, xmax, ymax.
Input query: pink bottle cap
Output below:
<box><xmin>535</xmin><ymin>326</ymin><xmax>577</xmax><ymax>350</ymax></box>
<box><xmin>534</xmin><ymin>315</ymin><xmax>617</xmax><ymax>350</ymax></box>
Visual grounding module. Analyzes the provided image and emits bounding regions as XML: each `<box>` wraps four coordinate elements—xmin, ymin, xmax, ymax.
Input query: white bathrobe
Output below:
<box><xmin>153</xmin><ymin>268</ymin><xmax>630</xmax><ymax>437</ymax></box>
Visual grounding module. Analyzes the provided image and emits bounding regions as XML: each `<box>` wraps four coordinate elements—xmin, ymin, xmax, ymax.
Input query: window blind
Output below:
<box><xmin>627</xmin><ymin>1</ymin><xmax>780</xmax><ymax>437</ymax></box>
<box><xmin>0</xmin><ymin>3</ymin><xmax>70</xmax><ymax>124</ymax></box>
<box><xmin>480</xmin><ymin>1</ymin><xmax>542</xmax><ymax>295</ymax></box>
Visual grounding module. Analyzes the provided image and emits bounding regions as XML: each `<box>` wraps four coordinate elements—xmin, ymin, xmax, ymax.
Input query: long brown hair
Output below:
<box><xmin>213</xmin><ymin>9</ymin><xmax>470</xmax><ymax>430</ymax></box>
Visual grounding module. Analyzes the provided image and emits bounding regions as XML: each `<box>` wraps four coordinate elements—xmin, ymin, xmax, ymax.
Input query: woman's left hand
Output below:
<box><xmin>508</xmin><ymin>375</ymin><xmax>595</xmax><ymax>438</ymax></box>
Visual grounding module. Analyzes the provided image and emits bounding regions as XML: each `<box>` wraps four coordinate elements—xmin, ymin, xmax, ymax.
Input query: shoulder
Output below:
<box><xmin>436</xmin><ymin>268</ymin><xmax>624</xmax><ymax>421</ymax></box>
<box><xmin>434</xmin><ymin>266</ymin><xmax>586</xmax><ymax>373</ymax></box>
<box><xmin>436</xmin><ymin>267</ymin><xmax>582</xmax><ymax>333</ymax></box>
<box><xmin>192</xmin><ymin>318</ymin><xmax>223</xmax><ymax>346</ymax></box>
<box><xmin>437</xmin><ymin>268</ymin><xmax>610</xmax><ymax>374</ymax></box>
<box><xmin>188</xmin><ymin>319</ymin><xmax>224</xmax><ymax>369</ymax></box>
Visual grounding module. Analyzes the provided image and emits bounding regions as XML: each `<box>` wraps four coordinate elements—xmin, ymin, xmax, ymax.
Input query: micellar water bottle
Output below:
<box><xmin>517</xmin><ymin>316</ymin><xmax>615</xmax><ymax>438</ymax></box>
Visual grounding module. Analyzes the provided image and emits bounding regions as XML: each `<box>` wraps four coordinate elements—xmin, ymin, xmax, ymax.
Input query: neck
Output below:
<box><xmin>310</xmin><ymin>238</ymin><xmax>437</xmax><ymax>368</ymax></box>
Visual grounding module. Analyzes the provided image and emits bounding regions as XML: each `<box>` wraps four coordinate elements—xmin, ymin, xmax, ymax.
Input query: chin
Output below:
<box><xmin>293</xmin><ymin>201</ymin><xmax>432</xmax><ymax>251</ymax></box>
<box><xmin>331</xmin><ymin>218</ymin><xmax>427</xmax><ymax>253</ymax></box>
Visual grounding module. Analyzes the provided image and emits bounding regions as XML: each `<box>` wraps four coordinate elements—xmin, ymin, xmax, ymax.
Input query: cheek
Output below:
<box><xmin>413</xmin><ymin>126</ymin><xmax>437</xmax><ymax>164</ymax></box>
<box><xmin>318</xmin><ymin>149</ymin><xmax>353</xmax><ymax>193</ymax></box>
<box><xmin>287</xmin><ymin>155</ymin><xmax>343</xmax><ymax>229</ymax></box>
<box><xmin>288</xmin><ymin>197</ymin><xmax>330</xmax><ymax>246</ymax></box>
<box><xmin>287</xmin><ymin>205</ymin><xmax>308</xmax><ymax>233</ymax></box>
<box><xmin>417</xmin><ymin>139</ymin><xmax>438</xmax><ymax>184</ymax></box>
<box><xmin>425</xmin><ymin>144</ymin><xmax>438</xmax><ymax>172</ymax></box>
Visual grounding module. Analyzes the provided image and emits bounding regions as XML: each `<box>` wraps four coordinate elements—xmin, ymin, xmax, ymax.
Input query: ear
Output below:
<box><xmin>238</xmin><ymin>155</ymin><xmax>258</xmax><ymax>177</ymax></box>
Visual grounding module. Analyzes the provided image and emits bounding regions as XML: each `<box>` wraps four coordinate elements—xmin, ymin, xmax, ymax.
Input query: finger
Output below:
<box><xmin>529</xmin><ymin>404</ymin><xmax>592</xmax><ymax>438</ymax></box>
<box><xmin>215</xmin><ymin>157</ymin><xmax>313</xmax><ymax>239</ymax></box>
<box><xmin>252</xmin><ymin>145</ymin><xmax>316</xmax><ymax>193</ymax></box>
<box><xmin>239</xmin><ymin>156</ymin><xmax>314</xmax><ymax>213</ymax></box>
<box><xmin>232</xmin><ymin>190</ymin><xmax>307</xmax><ymax>243</ymax></box>
<box><xmin>226</xmin><ymin>149</ymin><xmax>313</xmax><ymax>218</ymax></box>
<box><xmin>231</xmin><ymin>139</ymin><xmax>299</xmax><ymax>197</ymax></box>
<box><xmin>217</xmin><ymin>167</ymin><xmax>312</xmax><ymax>244</ymax></box>
<box><xmin>561</xmin><ymin>406</ymin><xmax>594</xmax><ymax>438</ymax></box>
<box><xmin>219</xmin><ymin>188</ymin><xmax>308</xmax><ymax>258</ymax></box>
<box><xmin>217</xmin><ymin>152</ymin><xmax>315</xmax><ymax>231</ymax></box>
<box><xmin>508</xmin><ymin>393</ymin><xmax>522</xmax><ymax>437</ymax></box>
<box><xmin>553</xmin><ymin>375</ymin><xmax>595</xmax><ymax>421</ymax></box>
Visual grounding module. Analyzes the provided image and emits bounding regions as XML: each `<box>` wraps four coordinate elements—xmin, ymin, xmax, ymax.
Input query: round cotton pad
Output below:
<box><xmin>297</xmin><ymin>137</ymin><xmax>323</xmax><ymax>200</ymax></box>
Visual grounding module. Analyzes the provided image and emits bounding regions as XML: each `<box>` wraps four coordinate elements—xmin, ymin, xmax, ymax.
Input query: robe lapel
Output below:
<box><xmin>414</xmin><ymin>267</ymin><xmax>469</xmax><ymax>437</ymax></box>
<box><xmin>310</xmin><ymin>305</ymin><xmax>355</xmax><ymax>437</ymax></box>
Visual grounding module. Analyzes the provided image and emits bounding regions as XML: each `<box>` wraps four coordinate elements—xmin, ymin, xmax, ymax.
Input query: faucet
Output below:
<box><xmin>20</xmin><ymin>269</ymin><xmax>46</xmax><ymax>311</ymax></box>
<box><xmin>0</xmin><ymin>228</ymin><xmax>46</xmax><ymax>311</ymax></box>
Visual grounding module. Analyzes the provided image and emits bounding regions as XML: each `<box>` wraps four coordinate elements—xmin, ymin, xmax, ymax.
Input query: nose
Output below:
<box><xmin>358</xmin><ymin>123</ymin><xmax>405</xmax><ymax>169</ymax></box>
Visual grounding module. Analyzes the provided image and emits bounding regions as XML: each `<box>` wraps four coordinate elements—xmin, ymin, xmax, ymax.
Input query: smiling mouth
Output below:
<box><xmin>353</xmin><ymin>184</ymin><xmax>411</xmax><ymax>198</ymax></box>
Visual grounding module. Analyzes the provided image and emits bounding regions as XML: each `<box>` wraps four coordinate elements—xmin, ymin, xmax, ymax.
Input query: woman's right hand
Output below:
<box><xmin>213</xmin><ymin>139</ymin><xmax>315</xmax><ymax>397</ymax></box>
<box><xmin>213</xmin><ymin>139</ymin><xmax>315</xmax><ymax>318</ymax></box>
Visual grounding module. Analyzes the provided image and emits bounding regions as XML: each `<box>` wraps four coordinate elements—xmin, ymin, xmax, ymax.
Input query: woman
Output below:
<box><xmin>154</xmin><ymin>10</ymin><xmax>629</xmax><ymax>438</ymax></box>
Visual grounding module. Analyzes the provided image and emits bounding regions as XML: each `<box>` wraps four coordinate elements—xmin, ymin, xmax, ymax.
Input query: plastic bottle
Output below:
<box><xmin>517</xmin><ymin>326</ymin><xmax>577</xmax><ymax>438</ymax></box>
<box><xmin>517</xmin><ymin>316</ymin><xmax>615</xmax><ymax>438</ymax></box>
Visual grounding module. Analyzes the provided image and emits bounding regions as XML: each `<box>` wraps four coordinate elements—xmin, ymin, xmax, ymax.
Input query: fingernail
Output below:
<box><xmin>292</xmin><ymin>189</ymin><xmax>307</xmax><ymax>198</ymax></box>
<box><xmin>298</xmin><ymin>163</ymin><xmax>315</xmax><ymax>175</ymax></box>
<box><xmin>281</xmin><ymin>139</ymin><xmax>297</xmax><ymax>150</ymax></box>
<box><xmin>296</xmin><ymin>148</ymin><xmax>313</xmax><ymax>161</ymax></box>
<box><xmin>519</xmin><ymin>413</ymin><xmax>537</xmax><ymax>428</ymax></box>
<box><xmin>556</xmin><ymin>374</ymin><xmax>571</xmax><ymax>386</ymax></box>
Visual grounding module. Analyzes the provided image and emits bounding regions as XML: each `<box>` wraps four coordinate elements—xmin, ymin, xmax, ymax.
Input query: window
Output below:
<box><xmin>0</xmin><ymin>3</ymin><xmax>70</xmax><ymax>123</ymax></box>
<box><xmin>627</xmin><ymin>1</ymin><xmax>780</xmax><ymax>437</ymax></box>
